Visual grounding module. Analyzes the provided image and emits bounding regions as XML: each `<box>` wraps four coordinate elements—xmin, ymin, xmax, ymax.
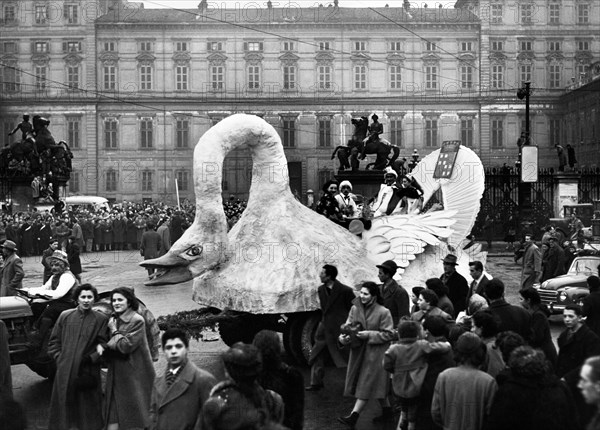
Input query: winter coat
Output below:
<box><xmin>157</xmin><ymin>224</ymin><xmax>171</xmax><ymax>256</ymax></box>
<box><xmin>0</xmin><ymin>320</ymin><xmax>12</xmax><ymax>399</ymax></box>
<box><xmin>309</xmin><ymin>280</ymin><xmax>355</xmax><ymax>368</ymax></box>
<box><xmin>38</xmin><ymin>222</ymin><xmax>52</xmax><ymax>252</ymax></box>
<box><xmin>488</xmin><ymin>299</ymin><xmax>532</xmax><ymax>342</ymax></box>
<box><xmin>0</xmin><ymin>253</ymin><xmax>24</xmax><ymax>296</ymax></box>
<box><xmin>71</xmin><ymin>223</ymin><xmax>84</xmax><ymax>249</ymax></box>
<box><xmin>149</xmin><ymin>360</ymin><xmax>217</xmax><ymax>430</ymax></box>
<box><xmin>112</xmin><ymin>218</ymin><xmax>126</xmax><ymax>244</ymax></box>
<box><xmin>101</xmin><ymin>220</ymin><xmax>113</xmax><ymax>245</ymax></box>
<box><xmin>583</xmin><ymin>292</ymin><xmax>600</xmax><ymax>339</ymax></box>
<box><xmin>440</xmin><ymin>270</ymin><xmax>469</xmax><ymax>314</ymax></box>
<box><xmin>42</xmin><ymin>246</ymin><xmax>55</xmax><ymax>283</ymax></box>
<box><xmin>343</xmin><ymin>298</ymin><xmax>394</xmax><ymax>399</ymax></box>
<box><xmin>126</xmin><ymin>219</ymin><xmax>137</xmax><ymax>244</ymax></box>
<box><xmin>529</xmin><ymin>307</ymin><xmax>558</xmax><ymax>366</ymax></box>
<box><xmin>104</xmin><ymin>308</ymin><xmax>156</xmax><ymax>429</ymax></box>
<box><xmin>521</xmin><ymin>243</ymin><xmax>542</xmax><ymax>288</ymax></box>
<box><xmin>257</xmin><ymin>363</ymin><xmax>305</xmax><ymax>430</ymax></box>
<box><xmin>67</xmin><ymin>243</ymin><xmax>82</xmax><ymax>276</ymax></box>
<box><xmin>19</xmin><ymin>222</ymin><xmax>34</xmax><ymax>256</ymax></box>
<box><xmin>47</xmin><ymin>308</ymin><xmax>109</xmax><ymax>430</ymax></box>
<box><xmin>484</xmin><ymin>372</ymin><xmax>579</xmax><ymax>430</ymax></box>
<box><xmin>556</xmin><ymin>324</ymin><xmax>600</xmax><ymax>380</ymax></box>
<box><xmin>141</xmin><ymin>230</ymin><xmax>162</xmax><ymax>259</ymax></box>
<box><xmin>380</xmin><ymin>279</ymin><xmax>410</xmax><ymax>327</ymax></box>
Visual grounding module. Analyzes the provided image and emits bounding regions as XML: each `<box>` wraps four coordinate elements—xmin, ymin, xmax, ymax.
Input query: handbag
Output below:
<box><xmin>340</xmin><ymin>322</ymin><xmax>364</xmax><ymax>348</ymax></box>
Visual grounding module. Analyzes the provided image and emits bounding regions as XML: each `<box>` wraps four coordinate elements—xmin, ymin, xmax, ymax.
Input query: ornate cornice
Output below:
<box><xmin>207</xmin><ymin>52</ymin><xmax>227</xmax><ymax>65</ymax></box>
<box><xmin>315</xmin><ymin>51</ymin><xmax>335</xmax><ymax>63</ymax></box>
<box><xmin>517</xmin><ymin>51</ymin><xmax>535</xmax><ymax>62</ymax></box>
<box><xmin>545</xmin><ymin>52</ymin><xmax>564</xmax><ymax>63</ymax></box>
<box><xmin>279</xmin><ymin>52</ymin><xmax>299</xmax><ymax>65</ymax></box>
<box><xmin>489</xmin><ymin>52</ymin><xmax>507</xmax><ymax>64</ymax></box>
<box><xmin>457</xmin><ymin>52</ymin><xmax>476</xmax><ymax>62</ymax></box>
<box><xmin>244</xmin><ymin>52</ymin><xmax>263</xmax><ymax>64</ymax></box>
<box><xmin>172</xmin><ymin>51</ymin><xmax>191</xmax><ymax>64</ymax></box>
<box><xmin>99</xmin><ymin>52</ymin><xmax>119</xmax><ymax>65</ymax></box>
<box><xmin>63</xmin><ymin>53</ymin><xmax>83</xmax><ymax>66</ymax></box>
<box><xmin>31</xmin><ymin>53</ymin><xmax>50</xmax><ymax>65</ymax></box>
<box><xmin>386</xmin><ymin>53</ymin><xmax>405</xmax><ymax>65</ymax></box>
<box><xmin>575</xmin><ymin>51</ymin><xmax>593</xmax><ymax>64</ymax></box>
<box><xmin>421</xmin><ymin>52</ymin><xmax>440</xmax><ymax>63</ymax></box>
<box><xmin>135</xmin><ymin>52</ymin><xmax>156</xmax><ymax>63</ymax></box>
<box><xmin>350</xmin><ymin>52</ymin><xmax>371</xmax><ymax>62</ymax></box>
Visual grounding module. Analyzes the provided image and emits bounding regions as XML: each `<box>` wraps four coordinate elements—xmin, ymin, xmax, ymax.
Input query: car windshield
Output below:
<box><xmin>570</xmin><ymin>258</ymin><xmax>600</xmax><ymax>275</ymax></box>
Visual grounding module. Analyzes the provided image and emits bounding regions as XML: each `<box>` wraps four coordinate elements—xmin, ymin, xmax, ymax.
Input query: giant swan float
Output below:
<box><xmin>142</xmin><ymin>114</ymin><xmax>485</xmax><ymax>359</ymax></box>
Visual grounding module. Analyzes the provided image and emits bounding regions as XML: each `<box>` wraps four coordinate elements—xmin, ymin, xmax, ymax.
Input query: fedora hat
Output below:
<box><xmin>377</xmin><ymin>260</ymin><xmax>398</xmax><ymax>274</ymax></box>
<box><xmin>49</xmin><ymin>250</ymin><xmax>69</xmax><ymax>265</ymax></box>
<box><xmin>442</xmin><ymin>254</ymin><xmax>458</xmax><ymax>265</ymax></box>
<box><xmin>1</xmin><ymin>240</ymin><xmax>17</xmax><ymax>251</ymax></box>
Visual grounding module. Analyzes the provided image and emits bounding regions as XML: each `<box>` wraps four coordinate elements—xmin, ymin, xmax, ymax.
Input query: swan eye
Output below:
<box><xmin>185</xmin><ymin>245</ymin><xmax>203</xmax><ymax>257</ymax></box>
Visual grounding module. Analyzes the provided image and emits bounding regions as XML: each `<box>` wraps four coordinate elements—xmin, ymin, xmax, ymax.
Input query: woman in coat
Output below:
<box><xmin>104</xmin><ymin>287</ymin><xmax>155</xmax><ymax>430</ymax></box>
<box><xmin>520</xmin><ymin>287</ymin><xmax>557</xmax><ymax>366</ymax></box>
<box><xmin>337</xmin><ymin>281</ymin><xmax>395</xmax><ymax>428</ymax></box>
<box><xmin>47</xmin><ymin>284</ymin><xmax>108</xmax><ymax>430</ymax></box>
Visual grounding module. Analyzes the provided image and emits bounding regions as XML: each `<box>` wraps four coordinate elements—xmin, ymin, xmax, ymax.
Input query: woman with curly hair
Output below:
<box><xmin>315</xmin><ymin>180</ymin><xmax>343</xmax><ymax>224</ymax></box>
<box><xmin>485</xmin><ymin>346</ymin><xmax>579</xmax><ymax>430</ymax></box>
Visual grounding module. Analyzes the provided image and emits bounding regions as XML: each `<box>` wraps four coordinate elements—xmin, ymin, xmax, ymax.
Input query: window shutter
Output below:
<box><xmin>77</xmin><ymin>42</ymin><xmax>82</xmax><ymax>51</ymax></box>
<box><xmin>207</xmin><ymin>42</ymin><xmax>211</xmax><ymax>51</ymax></box>
<box><xmin>64</xmin><ymin>7</ymin><xmax>68</xmax><ymax>18</ymax></box>
<box><xmin>259</xmin><ymin>42</ymin><xmax>263</xmax><ymax>51</ymax></box>
<box><xmin>31</xmin><ymin>41</ymin><xmax>35</xmax><ymax>53</ymax></box>
<box><xmin>243</xmin><ymin>42</ymin><xmax>247</xmax><ymax>51</ymax></box>
<box><xmin>63</xmin><ymin>42</ymin><xmax>67</xmax><ymax>52</ymax></box>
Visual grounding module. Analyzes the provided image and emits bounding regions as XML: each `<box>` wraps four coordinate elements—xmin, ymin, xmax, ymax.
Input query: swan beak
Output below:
<box><xmin>140</xmin><ymin>254</ymin><xmax>193</xmax><ymax>286</ymax></box>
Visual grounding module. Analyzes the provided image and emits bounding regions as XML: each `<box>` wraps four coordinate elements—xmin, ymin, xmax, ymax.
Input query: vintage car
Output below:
<box><xmin>536</xmin><ymin>252</ymin><xmax>600</xmax><ymax>313</ymax></box>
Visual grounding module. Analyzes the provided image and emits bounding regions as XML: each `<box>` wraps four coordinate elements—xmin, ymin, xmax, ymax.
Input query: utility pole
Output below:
<box><xmin>516</xmin><ymin>82</ymin><xmax>536</xmax><ymax>236</ymax></box>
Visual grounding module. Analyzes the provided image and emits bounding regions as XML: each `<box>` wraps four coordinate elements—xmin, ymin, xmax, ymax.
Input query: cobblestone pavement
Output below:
<box><xmin>14</xmin><ymin>250</ymin><xmax>562</xmax><ymax>430</ymax></box>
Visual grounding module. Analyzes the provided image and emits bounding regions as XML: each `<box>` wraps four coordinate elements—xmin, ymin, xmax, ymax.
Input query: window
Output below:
<box><xmin>548</xmin><ymin>3</ymin><xmax>560</xmax><ymax>24</ymax></box>
<box><xmin>34</xmin><ymin>41</ymin><xmax>48</xmax><ymax>53</ymax></box>
<box><xmin>176</xmin><ymin>118</ymin><xmax>189</xmax><ymax>148</ymax></box>
<box><xmin>247</xmin><ymin>65</ymin><xmax>260</xmax><ymax>90</ymax></box>
<box><xmin>207</xmin><ymin>41</ymin><xmax>223</xmax><ymax>51</ymax></box>
<box><xmin>283</xmin><ymin>41</ymin><xmax>295</xmax><ymax>51</ymax></box>
<box><xmin>354</xmin><ymin>65</ymin><xmax>366</xmax><ymax>90</ymax></box>
<box><xmin>283</xmin><ymin>65</ymin><xmax>296</xmax><ymax>90</ymax></box>
<box><xmin>318</xmin><ymin>65</ymin><xmax>332</xmax><ymax>90</ymax></box>
<box><xmin>106</xmin><ymin>170</ymin><xmax>117</xmax><ymax>192</ymax></box>
<box><xmin>140</xmin><ymin>64</ymin><xmax>152</xmax><ymax>90</ymax></box>
<box><xmin>66</xmin><ymin>116</ymin><xmax>80</xmax><ymax>149</ymax></box>
<box><xmin>176</xmin><ymin>65</ymin><xmax>189</xmax><ymax>91</ymax></box>
<box><xmin>318</xmin><ymin>41</ymin><xmax>330</xmax><ymax>51</ymax></box>
<box><xmin>390</xmin><ymin>65</ymin><xmax>402</xmax><ymax>89</ymax></box>
<box><xmin>460</xmin><ymin>118</ymin><xmax>474</xmax><ymax>147</ymax></box>
<box><xmin>318</xmin><ymin>117</ymin><xmax>331</xmax><ymax>147</ymax></box>
<box><xmin>3</xmin><ymin>4</ymin><xmax>16</xmax><ymax>23</ymax></box>
<box><xmin>318</xmin><ymin>169</ymin><xmax>334</xmax><ymax>190</ymax></box>
<box><xmin>103</xmin><ymin>65</ymin><xmax>116</xmax><ymax>91</ymax></box>
<box><xmin>64</xmin><ymin>41</ymin><xmax>82</xmax><ymax>52</ymax></box>
<box><xmin>354</xmin><ymin>41</ymin><xmax>366</xmax><ymax>51</ymax></box>
<box><xmin>491</xmin><ymin>118</ymin><xmax>503</xmax><ymax>148</ymax></box>
<box><xmin>175</xmin><ymin>41</ymin><xmax>188</xmax><ymax>52</ymax></box>
<box><xmin>35</xmin><ymin>65</ymin><xmax>46</xmax><ymax>90</ymax></box>
<box><xmin>35</xmin><ymin>5</ymin><xmax>47</xmax><ymax>24</ymax></box>
<box><xmin>490</xmin><ymin>40</ymin><xmax>503</xmax><ymax>51</ymax></box>
<box><xmin>70</xmin><ymin>171</ymin><xmax>80</xmax><ymax>193</ymax></box>
<box><xmin>425</xmin><ymin>118</ymin><xmax>438</xmax><ymax>147</ymax></box>
<box><xmin>549</xmin><ymin>118</ymin><xmax>560</xmax><ymax>147</ymax></box>
<box><xmin>139</xmin><ymin>41</ymin><xmax>153</xmax><ymax>52</ymax></box>
<box><xmin>389</xmin><ymin>41</ymin><xmax>402</xmax><ymax>52</ymax></box>
<box><xmin>548</xmin><ymin>64</ymin><xmax>561</xmax><ymax>88</ymax></box>
<box><xmin>210</xmin><ymin>65</ymin><xmax>224</xmax><ymax>90</ymax></box>
<box><xmin>425</xmin><ymin>42</ymin><xmax>437</xmax><ymax>51</ymax></box>
<box><xmin>176</xmin><ymin>171</ymin><xmax>189</xmax><ymax>191</ymax></box>
<box><xmin>520</xmin><ymin>3</ymin><xmax>533</xmax><ymax>24</ymax></box>
<box><xmin>245</xmin><ymin>42</ymin><xmax>263</xmax><ymax>52</ymax></box>
<box><xmin>460</xmin><ymin>41</ymin><xmax>473</xmax><ymax>52</ymax></box>
<box><xmin>520</xmin><ymin>64</ymin><xmax>532</xmax><ymax>84</ymax></box>
<box><xmin>491</xmin><ymin>4</ymin><xmax>502</xmax><ymax>23</ymax></box>
<box><xmin>491</xmin><ymin>65</ymin><xmax>504</xmax><ymax>88</ymax></box>
<box><xmin>578</xmin><ymin>4</ymin><xmax>589</xmax><ymax>24</ymax></box>
<box><xmin>548</xmin><ymin>41</ymin><xmax>561</xmax><ymax>51</ymax></box>
<box><xmin>520</xmin><ymin>41</ymin><xmax>533</xmax><ymax>51</ymax></box>
<box><xmin>1</xmin><ymin>120</ymin><xmax>13</xmax><ymax>147</ymax></box>
<box><xmin>461</xmin><ymin>65</ymin><xmax>473</xmax><ymax>88</ymax></box>
<box><xmin>142</xmin><ymin>171</ymin><xmax>153</xmax><ymax>192</ymax></box>
<box><xmin>103</xmin><ymin>41</ymin><xmax>116</xmax><ymax>52</ymax></box>
<box><xmin>104</xmin><ymin>119</ymin><xmax>118</xmax><ymax>149</ymax></box>
<box><xmin>577</xmin><ymin>41</ymin><xmax>590</xmax><ymax>51</ymax></box>
<box><xmin>577</xmin><ymin>63</ymin><xmax>588</xmax><ymax>79</ymax></box>
<box><xmin>140</xmin><ymin>118</ymin><xmax>153</xmax><ymax>148</ymax></box>
<box><xmin>282</xmin><ymin>118</ymin><xmax>296</xmax><ymax>147</ymax></box>
<box><xmin>2</xmin><ymin>41</ymin><xmax>17</xmax><ymax>54</ymax></box>
<box><xmin>425</xmin><ymin>65</ymin><xmax>437</xmax><ymax>89</ymax></box>
<box><xmin>1</xmin><ymin>65</ymin><xmax>19</xmax><ymax>92</ymax></box>
<box><xmin>390</xmin><ymin>118</ymin><xmax>402</xmax><ymax>147</ymax></box>
<box><xmin>65</xmin><ymin>4</ymin><xmax>78</xmax><ymax>24</ymax></box>
<box><xmin>67</xmin><ymin>65</ymin><xmax>79</xmax><ymax>89</ymax></box>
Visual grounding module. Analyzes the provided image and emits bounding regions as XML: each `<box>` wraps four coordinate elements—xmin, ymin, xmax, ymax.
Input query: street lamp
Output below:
<box><xmin>516</xmin><ymin>81</ymin><xmax>535</xmax><ymax>236</ymax></box>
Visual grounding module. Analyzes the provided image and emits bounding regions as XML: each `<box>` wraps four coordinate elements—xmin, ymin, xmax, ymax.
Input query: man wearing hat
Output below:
<box><xmin>335</xmin><ymin>181</ymin><xmax>358</xmax><ymax>225</ymax></box>
<box><xmin>22</xmin><ymin>250</ymin><xmax>77</xmax><ymax>346</ymax></box>
<box><xmin>541</xmin><ymin>235</ymin><xmax>566</xmax><ymax>282</ymax></box>
<box><xmin>0</xmin><ymin>240</ymin><xmax>24</xmax><ymax>297</ymax></box>
<box><xmin>372</xmin><ymin>168</ymin><xmax>399</xmax><ymax>218</ymax></box>
<box><xmin>41</xmin><ymin>238</ymin><xmax>60</xmax><ymax>283</ymax></box>
<box><xmin>376</xmin><ymin>260</ymin><xmax>410</xmax><ymax>327</ymax></box>
<box><xmin>439</xmin><ymin>254</ymin><xmax>469</xmax><ymax>315</ymax></box>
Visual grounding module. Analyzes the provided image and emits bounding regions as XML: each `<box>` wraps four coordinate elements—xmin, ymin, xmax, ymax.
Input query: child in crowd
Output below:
<box><xmin>383</xmin><ymin>318</ymin><xmax>451</xmax><ymax>430</ymax></box>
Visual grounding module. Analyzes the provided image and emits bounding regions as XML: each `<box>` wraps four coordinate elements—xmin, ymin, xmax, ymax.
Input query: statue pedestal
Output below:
<box><xmin>554</xmin><ymin>173</ymin><xmax>580</xmax><ymax>218</ymax></box>
<box><xmin>335</xmin><ymin>170</ymin><xmax>385</xmax><ymax>202</ymax></box>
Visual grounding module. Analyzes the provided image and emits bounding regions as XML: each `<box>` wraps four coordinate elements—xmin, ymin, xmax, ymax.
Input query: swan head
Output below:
<box><xmin>140</xmin><ymin>212</ymin><xmax>228</xmax><ymax>286</ymax></box>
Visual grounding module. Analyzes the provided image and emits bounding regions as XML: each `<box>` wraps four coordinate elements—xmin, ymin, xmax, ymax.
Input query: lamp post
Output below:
<box><xmin>516</xmin><ymin>82</ymin><xmax>534</xmax><ymax>237</ymax></box>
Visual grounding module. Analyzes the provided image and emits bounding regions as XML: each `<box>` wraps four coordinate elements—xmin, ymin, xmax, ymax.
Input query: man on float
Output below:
<box><xmin>371</xmin><ymin>168</ymin><xmax>400</xmax><ymax>218</ymax></box>
<box><xmin>335</xmin><ymin>181</ymin><xmax>358</xmax><ymax>227</ymax></box>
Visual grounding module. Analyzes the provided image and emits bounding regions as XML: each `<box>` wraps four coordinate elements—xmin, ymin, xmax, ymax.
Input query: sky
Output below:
<box><xmin>139</xmin><ymin>1</ymin><xmax>457</xmax><ymax>10</ymax></box>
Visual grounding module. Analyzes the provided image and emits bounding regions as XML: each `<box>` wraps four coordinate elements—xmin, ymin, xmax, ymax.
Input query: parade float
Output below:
<box><xmin>144</xmin><ymin>114</ymin><xmax>486</xmax><ymax>364</ymax></box>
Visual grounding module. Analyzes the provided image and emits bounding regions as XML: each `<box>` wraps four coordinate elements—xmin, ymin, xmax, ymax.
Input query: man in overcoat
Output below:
<box><xmin>0</xmin><ymin>240</ymin><xmax>24</xmax><ymax>297</ymax></box>
<box><xmin>521</xmin><ymin>234</ymin><xmax>541</xmax><ymax>288</ymax></box>
<box><xmin>376</xmin><ymin>260</ymin><xmax>409</xmax><ymax>327</ymax></box>
<box><xmin>141</xmin><ymin>223</ymin><xmax>161</xmax><ymax>278</ymax></box>
<box><xmin>439</xmin><ymin>254</ymin><xmax>469</xmax><ymax>314</ymax></box>
<box><xmin>149</xmin><ymin>329</ymin><xmax>217</xmax><ymax>430</ymax></box>
<box><xmin>306</xmin><ymin>264</ymin><xmax>355</xmax><ymax>391</ymax></box>
<box><xmin>156</xmin><ymin>218</ymin><xmax>171</xmax><ymax>257</ymax></box>
<box><xmin>484</xmin><ymin>278</ymin><xmax>532</xmax><ymax>342</ymax></box>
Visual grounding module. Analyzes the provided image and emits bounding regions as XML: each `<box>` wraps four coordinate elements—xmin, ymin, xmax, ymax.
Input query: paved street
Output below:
<box><xmin>13</xmin><ymin>249</ymin><xmax>564</xmax><ymax>430</ymax></box>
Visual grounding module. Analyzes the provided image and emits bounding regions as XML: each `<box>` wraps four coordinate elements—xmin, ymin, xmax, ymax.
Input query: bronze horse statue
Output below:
<box><xmin>331</xmin><ymin>116</ymin><xmax>400</xmax><ymax>171</ymax></box>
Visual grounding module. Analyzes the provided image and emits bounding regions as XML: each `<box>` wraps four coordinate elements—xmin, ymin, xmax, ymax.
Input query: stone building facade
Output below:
<box><xmin>1</xmin><ymin>0</ymin><xmax>598</xmax><ymax>202</ymax></box>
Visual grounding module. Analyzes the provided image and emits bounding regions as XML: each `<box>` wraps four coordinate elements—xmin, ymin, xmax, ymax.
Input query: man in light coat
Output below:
<box><xmin>156</xmin><ymin>218</ymin><xmax>171</xmax><ymax>257</ymax></box>
<box><xmin>150</xmin><ymin>329</ymin><xmax>217</xmax><ymax>430</ymax></box>
<box><xmin>0</xmin><ymin>240</ymin><xmax>24</xmax><ymax>297</ymax></box>
<box><xmin>521</xmin><ymin>234</ymin><xmax>541</xmax><ymax>288</ymax></box>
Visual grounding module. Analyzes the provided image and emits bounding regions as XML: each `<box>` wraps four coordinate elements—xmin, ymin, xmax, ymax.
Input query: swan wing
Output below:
<box><xmin>410</xmin><ymin>146</ymin><xmax>485</xmax><ymax>248</ymax></box>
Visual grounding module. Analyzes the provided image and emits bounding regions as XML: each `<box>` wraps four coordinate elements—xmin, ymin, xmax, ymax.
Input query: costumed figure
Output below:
<box><xmin>371</xmin><ymin>167</ymin><xmax>400</xmax><ymax>218</ymax></box>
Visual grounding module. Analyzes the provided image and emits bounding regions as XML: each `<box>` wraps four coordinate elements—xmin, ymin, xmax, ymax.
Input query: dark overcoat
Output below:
<box><xmin>488</xmin><ymin>300</ymin><xmax>532</xmax><ymax>342</ymax></box>
<box><xmin>42</xmin><ymin>246</ymin><xmax>55</xmax><ymax>283</ymax></box>
<box><xmin>583</xmin><ymin>292</ymin><xmax>600</xmax><ymax>338</ymax></box>
<box><xmin>308</xmin><ymin>280</ymin><xmax>355</xmax><ymax>368</ymax></box>
<box><xmin>112</xmin><ymin>218</ymin><xmax>126</xmax><ymax>244</ymax></box>
<box><xmin>556</xmin><ymin>324</ymin><xmax>600</xmax><ymax>379</ymax></box>
<box><xmin>47</xmin><ymin>308</ymin><xmax>108</xmax><ymax>430</ymax></box>
<box><xmin>157</xmin><ymin>224</ymin><xmax>171</xmax><ymax>257</ymax></box>
<box><xmin>141</xmin><ymin>230</ymin><xmax>162</xmax><ymax>260</ymax></box>
<box><xmin>0</xmin><ymin>253</ymin><xmax>24</xmax><ymax>296</ymax></box>
<box><xmin>440</xmin><ymin>270</ymin><xmax>469</xmax><ymax>314</ymax></box>
<box><xmin>104</xmin><ymin>308</ymin><xmax>156</xmax><ymax>429</ymax></box>
<box><xmin>529</xmin><ymin>308</ymin><xmax>557</xmax><ymax>366</ymax></box>
<box><xmin>38</xmin><ymin>222</ymin><xmax>52</xmax><ymax>253</ymax></box>
<box><xmin>149</xmin><ymin>360</ymin><xmax>217</xmax><ymax>430</ymax></box>
<box><xmin>126</xmin><ymin>218</ymin><xmax>137</xmax><ymax>244</ymax></box>
<box><xmin>343</xmin><ymin>298</ymin><xmax>394</xmax><ymax>399</ymax></box>
<box><xmin>0</xmin><ymin>320</ymin><xmax>12</xmax><ymax>398</ymax></box>
<box><xmin>101</xmin><ymin>220</ymin><xmax>113</xmax><ymax>245</ymax></box>
<box><xmin>380</xmin><ymin>279</ymin><xmax>410</xmax><ymax>326</ymax></box>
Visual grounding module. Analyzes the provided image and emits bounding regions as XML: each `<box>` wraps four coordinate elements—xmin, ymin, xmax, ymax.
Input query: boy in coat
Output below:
<box><xmin>150</xmin><ymin>329</ymin><xmax>217</xmax><ymax>430</ymax></box>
